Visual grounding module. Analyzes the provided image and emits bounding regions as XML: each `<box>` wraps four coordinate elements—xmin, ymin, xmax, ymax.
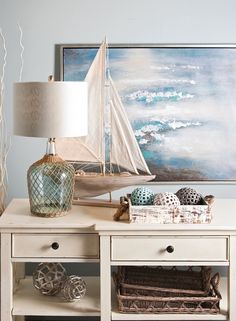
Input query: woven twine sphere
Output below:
<box><xmin>175</xmin><ymin>187</ymin><xmax>202</xmax><ymax>205</ymax></box>
<box><xmin>62</xmin><ymin>275</ymin><xmax>86</xmax><ymax>302</ymax></box>
<box><xmin>131</xmin><ymin>187</ymin><xmax>154</xmax><ymax>205</ymax></box>
<box><xmin>33</xmin><ymin>262</ymin><xmax>67</xmax><ymax>296</ymax></box>
<box><xmin>154</xmin><ymin>192</ymin><xmax>181</xmax><ymax>206</ymax></box>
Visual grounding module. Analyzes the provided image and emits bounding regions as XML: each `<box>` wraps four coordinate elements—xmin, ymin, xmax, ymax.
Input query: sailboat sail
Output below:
<box><xmin>109</xmin><ymin>75</ymin><xmax>151</xmax><ymax>175</ymax></box>
<box><xmin>57</xmin><ymin>39</ymin><xmax>155</xmax><ymax>198</ymax></box>
<box><xmin>56</xmin><ymin>42</ymin><xmax>106</xmax><ymax>165</ymax></box>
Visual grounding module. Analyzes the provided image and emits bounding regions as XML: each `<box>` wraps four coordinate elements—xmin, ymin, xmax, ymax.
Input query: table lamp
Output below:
<box><xmin>13</xmin><ymin>78</ymin><xmax>88</xmax><ymax>217</ymax></box>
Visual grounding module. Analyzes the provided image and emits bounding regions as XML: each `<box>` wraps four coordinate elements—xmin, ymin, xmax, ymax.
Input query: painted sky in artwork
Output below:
<box><xmin>63</xmin><ymin>46</ymin><xmax>236</xmax><ymax>181</ymax></box>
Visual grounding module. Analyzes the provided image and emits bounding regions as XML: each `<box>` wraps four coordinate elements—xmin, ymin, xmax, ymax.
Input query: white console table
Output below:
<box><xmin>0</xmin><ymin>198</ymin><xmax>236</xmax><ymax>321</ymax></box>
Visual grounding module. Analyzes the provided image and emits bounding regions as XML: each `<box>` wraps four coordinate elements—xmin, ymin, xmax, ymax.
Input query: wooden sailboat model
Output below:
<box><xmin>57</xmin><ymin>41</ymin><xmax>155</xmax><ymax>201</ymax></box>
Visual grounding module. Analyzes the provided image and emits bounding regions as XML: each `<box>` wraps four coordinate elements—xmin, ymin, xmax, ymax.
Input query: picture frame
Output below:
<box><xmin>59</xmin><ymin>43</ymin><xmax>236</xmax><ymax>183</ymax></box>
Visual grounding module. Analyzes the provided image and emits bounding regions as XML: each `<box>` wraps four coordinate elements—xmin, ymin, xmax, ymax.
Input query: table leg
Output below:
<box><xmin>1</xmin><ymin>233</ymin><xmax>13</xmax><ymax>321</ymax></box>
<box><xmin>100</xmin><ymin>235</ymin><xmax>111</xmax><ymax>321</ymax></box>
<box><xmin>229</xmin><ymin>235</ymin><xmax>236</xmax><ymax>321</ymax></box>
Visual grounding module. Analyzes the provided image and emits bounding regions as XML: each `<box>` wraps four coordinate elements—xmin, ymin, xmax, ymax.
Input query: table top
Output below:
<box><xmin>0</xmin><ymin>198</ymin><xmax>236</xmax><ymax>233</ymax></box>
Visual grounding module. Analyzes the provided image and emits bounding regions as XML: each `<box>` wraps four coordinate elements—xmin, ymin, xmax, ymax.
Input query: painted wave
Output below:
<box><xmin>160</xmin><ymin>78</ymin><xmax>196</xmax><ymax>85</ymax></box>
<box><xmin>134</xmin><ymin>120</ymin><xmax>202</xmax><ymax>145</ymax></box>
<box><xmin>126</xmin><ymin>89</ymin><xmax>194</xmax><ymax>104</ymax></box>
<box><xmin>151</xmin><ymin>64</ymin><xmax>200</xmax><ymax>71</ymax></box>
<box><xmin>180</xmin><ymin>65</ymin><xmax>200</xmax><ymax>70</ymax></box>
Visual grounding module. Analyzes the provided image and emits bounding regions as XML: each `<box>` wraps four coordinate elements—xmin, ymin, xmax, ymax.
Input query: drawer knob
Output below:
<box><xmin>51</xmin><ymin>242</ymin><xmax>59</xmax><ymax>250</ymax></box>
<box><xmin>166</xmin><ymin>245</ymin><xmax>174</xmax><ymax>253</ymax></box>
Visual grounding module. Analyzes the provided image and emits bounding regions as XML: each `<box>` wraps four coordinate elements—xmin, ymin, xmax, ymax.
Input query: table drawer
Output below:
<box><xmin>12</xmin><ymin>233</ymin><xmax>99</xmax><ymax>258</ymax></box>
<box><xmin>111</xmin><ymin>236</ymin><xmax>228</xmax><ymax>261</ymax></box>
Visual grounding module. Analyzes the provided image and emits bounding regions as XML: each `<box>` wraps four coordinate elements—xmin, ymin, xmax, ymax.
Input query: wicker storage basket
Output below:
<box><xmin>127</xmin><ymin>195</ymin><xmax>214</xmax><ymax>224</ymax></box>
<box><xmin>114</xmin><ymin>267</ymin><xmax>221</xmax><ymax>314</ymax></box>
<box><xmin>117</xmin><ymin>266</ymin><xmax>212</xmax><ymax>297</ymax></box>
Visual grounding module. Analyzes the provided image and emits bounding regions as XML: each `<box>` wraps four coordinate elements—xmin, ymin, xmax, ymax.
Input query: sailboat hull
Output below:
<box><xmin>73</xmin><ymin>174</ymin><xmax>156</xmax><ymax>198</ymax></box>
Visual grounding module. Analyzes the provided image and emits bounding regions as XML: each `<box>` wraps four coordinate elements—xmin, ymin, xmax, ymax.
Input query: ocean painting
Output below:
<box><xmin>62</xmin><ymin>45</ymin><xmax>236</xmax><ymax>181</ymax></box>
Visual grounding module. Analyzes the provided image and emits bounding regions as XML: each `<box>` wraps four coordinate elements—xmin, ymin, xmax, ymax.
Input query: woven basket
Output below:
<box><xmin>116</xmin><ymin>266</ymin><xmax>212</xmax><ymax>297</ymax></box>
<box><xmin>114</xmin><ymin>267</ymin><xmax>221</xmax><ymax>314</ymax></box>
<box><xmin>127</xmin><ymin>195</ymin><xmax>214</xmax><ymax>224</ymax></box>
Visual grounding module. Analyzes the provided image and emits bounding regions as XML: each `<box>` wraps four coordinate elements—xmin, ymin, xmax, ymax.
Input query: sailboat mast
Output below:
<box><xmin>106</xmin><ymin>42</ymin><xmax>113</xmax><ymax>175</ymax></box>
<box><xmin>101</xmin><ymin>40</ymin><xmax>107</xmax><ymax>175</ymax></box>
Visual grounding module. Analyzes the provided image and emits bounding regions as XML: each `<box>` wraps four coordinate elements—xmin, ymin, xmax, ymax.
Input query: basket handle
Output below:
<box><xmin>211</xmin><ymin>273</ymin><xmax>222</xmax><ymax>299</ymax></box>
<box><xmin>204</xmin><ymin>195</ymin><xmax>215</xmax><ymax>206</ymax></box>
<box><xmin>112</xmin><ymin>272</ymin><xmax>119</xmax><ymax>290</ymax></box>
<box><xmin>211</xmin><ymin>273</ymin><xmax>220</xmax><ymax>288</ymax></box>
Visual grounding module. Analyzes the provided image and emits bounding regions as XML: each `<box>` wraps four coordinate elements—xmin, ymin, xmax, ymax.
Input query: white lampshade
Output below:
<box><xmin>14</xmin><ymin>81</ymin><xmax>88</xmax><ymax>138</ymax></box>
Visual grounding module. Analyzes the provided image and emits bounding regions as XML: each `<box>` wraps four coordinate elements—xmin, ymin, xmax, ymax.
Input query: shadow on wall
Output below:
<box><xmin>26</xmin><ymin>262</ymin><xmax>100</xmax><ymax>276</ymax></box>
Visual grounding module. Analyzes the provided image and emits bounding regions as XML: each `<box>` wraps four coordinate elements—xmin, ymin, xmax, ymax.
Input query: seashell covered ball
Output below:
<box><xmin>154</xmin><ymin>192</ymin><xmax>180</xmax><ymax>206</ymax></box>
<box><xmin>176</xmin><ymin>187</ymin><xmax>202</xmax><ymax>205</ymax></box>
<box><xmin>131</xmin><ymin>187</ymin><xmax>154</xmax><ymax>205</ymax></box>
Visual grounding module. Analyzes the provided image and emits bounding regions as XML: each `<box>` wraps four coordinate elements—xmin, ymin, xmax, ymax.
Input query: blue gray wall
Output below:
<box><xmin>0</xmin><ymin>1</ymin><xmax>234</xmax><ymax>320</ymax></box>
<box><xmin>1</xmin><ymin>0</ymin><xmax>236</xmax><ymax>201</ymax></box>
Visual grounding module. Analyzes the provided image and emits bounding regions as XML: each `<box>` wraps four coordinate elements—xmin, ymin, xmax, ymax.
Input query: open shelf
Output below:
<box><xmin>111</xmin><ymin>313</ymin><xmax>227</xmax><ymax>321</ymax></box>
<box><xmin>13</xmin><ymin>275</ymin><xmax>228</xmax><ymax>320</ymax></box>
<box><xmin>111</xmin><ymin>276</ymin><xmax>228</xmax><ymax>320</ymax></box>
<box><xmin>13</xmin><ymin>276</ymin><xmax>100</xmax><ymax>316</ymax></box>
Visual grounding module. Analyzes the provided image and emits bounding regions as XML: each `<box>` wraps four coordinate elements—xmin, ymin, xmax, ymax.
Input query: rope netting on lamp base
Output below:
<box><xmin>27</xmin><ymin>154</ymin><xmax>75</xmax><ymax>218</ymax></box>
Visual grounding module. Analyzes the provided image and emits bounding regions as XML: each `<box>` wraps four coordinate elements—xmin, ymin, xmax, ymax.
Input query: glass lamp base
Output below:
<box><xmin>27</xmin><ymin>154</ymin><xmax>75</xmax><ymax>218</ymax></box>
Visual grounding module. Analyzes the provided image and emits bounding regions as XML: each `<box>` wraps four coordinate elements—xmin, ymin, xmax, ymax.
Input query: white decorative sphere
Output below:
<box><xmin>131</xmin><ymin>187</ymin><xmax>154</xmax><ymax>205</ymax></box>
<box><xmin>33</xmin><ymin>262</ymin><xmax>67</xmax><ymax>296</ymax></box>
<box><xmin>176</xmin><ymin>187</ymin><xmax>202</xmax><ymax>205</ymax></box>
<box><xmin>62</xmin><ymin>275</ymin><xmax>86</xmax><ymax>302</ymax></box>
<box><xmin>154</xmin><ymin>192</ymin><xmax>180</xmax><ymax>206</ymax></box>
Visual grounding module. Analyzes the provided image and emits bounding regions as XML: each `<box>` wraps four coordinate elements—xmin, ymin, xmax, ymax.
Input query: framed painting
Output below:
<box><xmin>60</xmin><ymin>44</ymin><xmax>236</xmax><ymax>182</ymax></box>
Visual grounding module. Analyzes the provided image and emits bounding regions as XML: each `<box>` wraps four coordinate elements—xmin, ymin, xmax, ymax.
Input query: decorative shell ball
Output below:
<box><xmin>131</xmin><ymin>187</ymin><xmax>154</xmax><ymax>205</ymax></box>
<box><xmin>33</xmin><ymin>262</ymin><xmax>67</xmax><ymax>296</ymax></box>
<box><xmin>175</xmin><ymin>187</ymin><xmax>202</xmax><ymax>205</ymax></box>
<box><xmin>62</xmin><ymin>275</ymin><xmax>86</xmax><ymax>302</ymax></box>
<box><xmin>154</xmin><ymin>192</ymin><xmax>180</xmax><ymax>206</ymax></box>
